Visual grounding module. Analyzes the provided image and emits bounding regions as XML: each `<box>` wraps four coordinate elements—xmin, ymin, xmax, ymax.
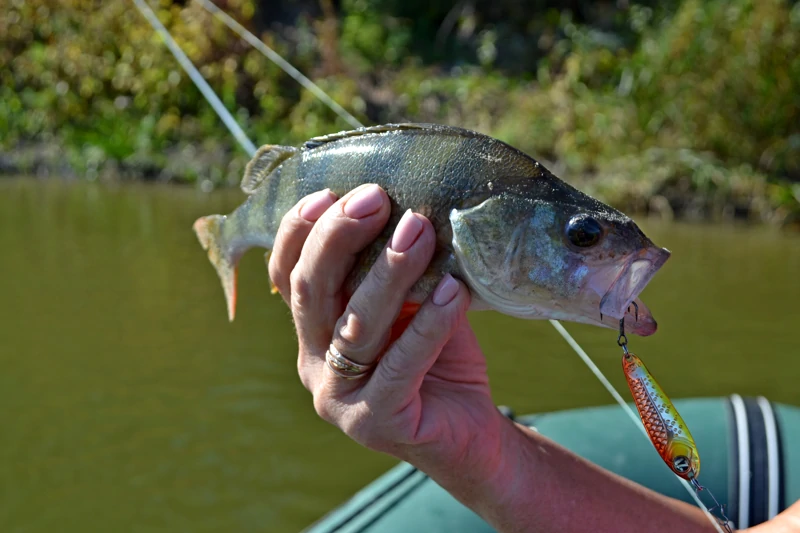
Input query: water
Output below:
<box><xmin>1</xmin><ymin>178</ymin><xmax>798</xmax><ymax>532</ymax></box>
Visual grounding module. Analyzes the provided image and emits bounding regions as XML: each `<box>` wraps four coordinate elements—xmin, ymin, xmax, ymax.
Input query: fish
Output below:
<box><xmin>193</xmin><ymin>123</ymin><xmax>670</xmax><ymax>335</ymax></box>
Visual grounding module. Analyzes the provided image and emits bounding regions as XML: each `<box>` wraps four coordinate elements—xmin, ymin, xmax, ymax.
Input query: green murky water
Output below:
<box><xmin>1</xmin><ymin>178</ymin><xmax>799</xmax><ymax>532</ymax></box>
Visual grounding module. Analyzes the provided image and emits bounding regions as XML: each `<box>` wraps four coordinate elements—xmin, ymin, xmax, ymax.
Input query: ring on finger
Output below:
<box><xmin>325</xmin><ymin>343</ymin><xmax>374</xmax><ymax>380</ymax></box>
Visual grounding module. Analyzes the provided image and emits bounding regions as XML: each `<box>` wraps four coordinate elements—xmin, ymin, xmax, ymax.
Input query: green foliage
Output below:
<box><xmin>492</xmin><ymin>0</ymin><xmax>800</xmax><ymax>223</ymax></box>
<box><xmin>1</xmin><ymin>0</ymin><xmax>797</xmax><ymax>224</ymax></box>
<box><xmin>0</xmin><ymin>0</ymin><xmax>362</xmax><ymax>183</ymax></box>
<box><xmin>339</xmin><ymin>0</ymin><xmax>412</xmax><ymax>67</ymax></box>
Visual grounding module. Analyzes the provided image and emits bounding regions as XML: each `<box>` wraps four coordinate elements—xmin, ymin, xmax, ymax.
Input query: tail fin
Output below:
<box><xmin>193</xmin><ymin>215</ymin><xmax>239</xmax><ymax>322</ymax></box>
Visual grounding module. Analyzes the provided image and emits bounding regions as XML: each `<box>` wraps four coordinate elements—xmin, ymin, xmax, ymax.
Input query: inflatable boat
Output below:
<box><xmin>305</xmin><ymin>395</ymin><xmax>800</xmax><ymax>532</ymax></box>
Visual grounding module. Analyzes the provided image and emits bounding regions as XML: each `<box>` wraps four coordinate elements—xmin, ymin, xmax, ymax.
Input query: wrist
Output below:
<box><xmin>400</xmin><ymin>409</ymin><xmax>530</xmax><ymax>527</ymax></box>
<box><xmin>466</xmin><ymin>418</ymin><xmax>541</xmax><ymax>528</ymax></box>
<box><xmin>405</xmin><ymin>416</ymin><xmax>716</xmax><ymax>533</ymax></box>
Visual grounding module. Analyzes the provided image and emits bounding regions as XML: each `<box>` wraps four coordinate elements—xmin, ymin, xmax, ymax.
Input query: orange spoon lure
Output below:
<box><xmin>621</xmin><ymin>348</ymin><xmax>701</xmax><ymax>481</ymax></box>
<box><xmin>617</xmin><ymin>315</ymin><xmax>733</xmax><ymax>532</ymax></box>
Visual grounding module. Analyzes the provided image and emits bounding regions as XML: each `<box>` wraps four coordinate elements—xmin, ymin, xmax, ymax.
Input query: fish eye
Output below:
<box><xmin>566</xmin><ymin>215</ymin><xmax>602</xmax><ymax>248</ymax></box>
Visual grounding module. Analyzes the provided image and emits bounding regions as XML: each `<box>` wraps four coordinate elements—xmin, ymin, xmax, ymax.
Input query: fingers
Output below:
<box><xmin>313</xmin><ymin>274</ymin><xmax>472</xmax><ymax>446</ymax></box>
<box><xmin>329</xmin><ymin>209</ymin><xmax>436</xmax><ymax>366</ymax></box>
<box><xmin>290</xmin><ymin>184</ymin><xmax>391</xmax><ymax>355</ymax></box>
<box><xmin>365</xmin><ymin>274</ymin><xmax>471</xmax><ymax>404</ymax></box>
<box><xmin>268</xmin><ymin>189</ymin><xmax>338</xmax><ymax>304</ymax></box>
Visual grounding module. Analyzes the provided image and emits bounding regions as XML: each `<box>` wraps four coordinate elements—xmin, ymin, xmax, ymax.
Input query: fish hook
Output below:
<box><xmin>617</xmin><ymin>302</ymin><xmax>640</xmax><ymax>355</ymax></box>
<box><xmin>690</xmin><ymin>479</ymin><xmax>734</xmax><ymax>533</ymax></box>
<box><xmin>617</xmin><ymin>317</ymin><xmax>629</xmax><ymax>354</ymax></box>
<box><xmin>601</xmin><ymin>302</ymin><xmax>638</xmax><ymax>324</ymax></box>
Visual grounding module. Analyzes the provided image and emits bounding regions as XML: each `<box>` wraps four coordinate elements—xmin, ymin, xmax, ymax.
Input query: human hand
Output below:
<box><xmin>267</xmin><ymin>183</ymin><xmax>509</xmax><ymax>480</ymax></box>
<box><xmin>267</xmin><ymin>183</ymin><xmax>766</xmax><ymax>533</ymax></box>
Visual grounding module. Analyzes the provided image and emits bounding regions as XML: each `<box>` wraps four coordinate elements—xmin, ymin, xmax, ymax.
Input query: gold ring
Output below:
<box><xmin>325</xmin><ymin>343</ymin><xmax>374</xmax><ymax>380</ymax></box>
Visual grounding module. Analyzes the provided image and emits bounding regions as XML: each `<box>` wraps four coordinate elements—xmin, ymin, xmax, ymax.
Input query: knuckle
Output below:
<box><xmin>276</xmin><ymin>212</ymin><xmax>309</xmax><ymax>248</ymax></box>
<box><xmin>340</xmin><ymin>405</ymin><xmax>380</xmax><ymax>447</ymax></box>
<box><xmin>280</xmin><ymin>206</ymin><xmax>308</xmax><ymax>233</ymax></box>
<box><xmin>333</xmin><ymin>304</ymin><xmax>380</xmax><ymax>358</ymax></box>
<box><xmin>407</xmin><ymin>315</ymin><xmax>442</xmax><ymax>345</ymax></box>
<box><xmin>312</xmin><ymin>214</ymin><xmax>342</xmax><ymax>248</ymax></box>
<box><xmin>296</xmin><ymin>356</ymin><xmax>315</xmax><ymax>392</ymax></box>
<box><xmin>336</xmin><ymin>305</ymin><xmax>367</xmax><ymax>345</ymax></box>
<box><xmin>289</xmin><ymin>269</ymin><xmax>314</xmax><ymax>308</ymax></box>
<box><xmin>376</xmin><ymin>350</ymin><xmax>409</xmax><ymax>383</ymax></box>
<box><xmin>312</xmin><ymin>391</ymin><xmax>335</xmax><ymax>424</ymax></box>
<box><xmin>368</xmin><ymin>256</ymin><xmax>395</xmax><ymax>287</ymax></box>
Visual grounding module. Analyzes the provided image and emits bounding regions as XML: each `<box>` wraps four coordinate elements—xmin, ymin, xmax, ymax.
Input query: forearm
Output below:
<box><xmin>414</xmin><ymin>415</ymin><xmax>717</xmax><ymax>533</ymax></box>
<box><xmin>744</xmin><ymin>499</ymin><xmax>800</xmax><ymax>532</ymax></box>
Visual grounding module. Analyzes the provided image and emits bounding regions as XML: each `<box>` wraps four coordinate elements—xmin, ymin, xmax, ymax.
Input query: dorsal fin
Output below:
<box><xmin>241</xmin><ymin>145</ymin><xmax>298</xmax><ymax>194</ymax></box>
<box><xmin>302</xmin><ymin>123</ymin><xmax>453</xmax><ymax>150</ymax></box>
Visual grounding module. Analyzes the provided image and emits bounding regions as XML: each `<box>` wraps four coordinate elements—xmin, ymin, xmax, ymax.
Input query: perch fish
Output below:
<box><xmin>193</xmin><ymin>123</ymin><xmax>670</xmax><ymax>335</ymax></box>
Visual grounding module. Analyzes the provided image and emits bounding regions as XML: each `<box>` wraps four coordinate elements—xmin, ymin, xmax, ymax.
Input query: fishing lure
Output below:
<box><xmin>617</xmin><ymin>316</ymin><xmax>733</xmax><ymax>532</ymax></box>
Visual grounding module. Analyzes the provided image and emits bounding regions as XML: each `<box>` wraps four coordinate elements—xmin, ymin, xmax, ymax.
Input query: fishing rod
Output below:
<box><xmin>131</xmin><ymin>1</ymin><xmax>729</xmax><ymax>530</ymax></box>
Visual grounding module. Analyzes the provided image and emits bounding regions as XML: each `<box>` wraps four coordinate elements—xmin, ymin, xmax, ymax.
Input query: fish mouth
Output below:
<box><xmin>597</xmin><ymin>246</ymin><xmax>671</xmax><ymax>334</ymax></box>
<box><xmin>613</xmin><ymin>297</ymin><xmax>658</xmax><ymax>336</ymax></box>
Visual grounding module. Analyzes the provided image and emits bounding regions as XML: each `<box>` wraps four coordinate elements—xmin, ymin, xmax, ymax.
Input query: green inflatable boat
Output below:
<box><xmin>305</xmin><ymin>395</ymin><xmax>800</xmax><ymax>532</ymax></box>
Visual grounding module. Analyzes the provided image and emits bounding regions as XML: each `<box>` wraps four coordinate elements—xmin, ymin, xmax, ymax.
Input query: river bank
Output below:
<box><xmin>2</xmin><ymin>0</ymin><xmax>798</xmax><ymax>226</ymax></box>
<box><xmin>3</xmin><ymin>139</ymin><xmax>797</xmax><ymax>229</ymax></box>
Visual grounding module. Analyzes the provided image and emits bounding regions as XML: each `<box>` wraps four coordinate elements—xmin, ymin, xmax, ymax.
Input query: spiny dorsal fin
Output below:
<box><xmin>241</xmin><ymin>144</ymin><xmax>298</xmax><ymax>194</ymax></box>
<box><xmin>302</xmin><ymin>123</ymin><xmax>442</xmax><ymax>150</ymax></box>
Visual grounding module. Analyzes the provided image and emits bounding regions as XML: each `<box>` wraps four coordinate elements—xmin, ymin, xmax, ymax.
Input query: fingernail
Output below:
<box><xmin>343</xmin><ymin>185</ymin><xmax>384</xmax><ymax>219</ymax></box>
<box><xmin>390</xmin><ymin>209</ymin><xmax>423</xmax><ymax>253</ymax></box>
<box><xmin>432</xmin><ymin>274</ymin><xmax>459</xmax><ymax>306</ymax></box>
<box><xmin>300</xmin><ymin>189</ymin><xmax>336</xmax><ymax>221</ymax></box>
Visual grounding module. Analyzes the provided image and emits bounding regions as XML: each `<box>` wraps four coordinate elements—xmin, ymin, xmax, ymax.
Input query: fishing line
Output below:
<box><xmin>131</xmin><ymin>0</ymin><xmax>257</xmax><ymax>157</ymax></box>
<box><xmin>193</xmin><ymin>0</ymin><xmax>364</xmax><ymax>130</ymax></box>
<box><xmin>133</xmin><ymin>3</ymin><xmax>724</xmax><ymax>530</ymax></box>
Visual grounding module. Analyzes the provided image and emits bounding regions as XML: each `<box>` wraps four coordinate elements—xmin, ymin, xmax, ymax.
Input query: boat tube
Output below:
<box><xmin>305</xmin><ymin>395</ymin><xmax>800</xmax><ymax>532</ymax></box>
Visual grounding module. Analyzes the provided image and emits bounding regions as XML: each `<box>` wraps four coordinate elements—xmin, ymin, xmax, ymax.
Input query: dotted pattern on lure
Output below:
<box><xmin>622</xmin><ymin>351</ymin><xmax>701</xmax><ymax>481</ymax></box>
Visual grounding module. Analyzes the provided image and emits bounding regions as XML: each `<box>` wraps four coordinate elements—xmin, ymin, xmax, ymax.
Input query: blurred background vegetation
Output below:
<box><xmin>1</xmin><ymin>0</ymin><xmax>798</xmax><ymax>225</ymax></box>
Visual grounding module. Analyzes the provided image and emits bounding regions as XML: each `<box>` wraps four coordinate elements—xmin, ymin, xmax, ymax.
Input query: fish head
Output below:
<box><xmin>449</xmin><ymin>193</ymin><xmax>670</xmax><ymax>336</ymax></box>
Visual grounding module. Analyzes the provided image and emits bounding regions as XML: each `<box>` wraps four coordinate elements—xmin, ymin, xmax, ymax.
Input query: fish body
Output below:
<box><xmin>194</xmin><ymin>123</ymin><xmax>670</xmax><ymax>334</ymax></box>
<box><xmin>622</xmin><ymin>351</ymin><xmax>701</xmax><ymax>480</ymax></box>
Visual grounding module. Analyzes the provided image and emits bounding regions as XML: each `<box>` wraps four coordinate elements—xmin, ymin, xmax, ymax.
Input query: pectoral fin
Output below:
<box><xmin>265</xmin><ymin>251</ymin><xmax>279</xmax><ymax>295</ymax></box>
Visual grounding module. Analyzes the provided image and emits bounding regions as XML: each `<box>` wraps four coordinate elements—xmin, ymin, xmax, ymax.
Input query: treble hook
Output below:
<box><xmin>690</xmin><ymin>479</ymin><xmax>734</xmax><ymax>533</ymax></box>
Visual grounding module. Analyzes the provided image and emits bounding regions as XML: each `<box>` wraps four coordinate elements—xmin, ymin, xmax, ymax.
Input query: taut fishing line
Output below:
<box><xmin>131</xmin><ymin>1</ymin><xmax>725</xmax><ymax>530</ymax></box>
<box><xmin>131</xmin><ymin>0</ymin><xmax>256</xmax><ymax>156</ymax></box>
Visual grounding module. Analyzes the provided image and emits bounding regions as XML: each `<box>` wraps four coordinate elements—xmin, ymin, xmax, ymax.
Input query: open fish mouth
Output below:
<box><xmin>598</xmin><ymin>246</ymin><xmax>671</xmax><ymax>333</ymax></box>
<box><xmin>614</xmin><ymin>297</ymin><xmax>659</xmax><ymax>336</ymax></box>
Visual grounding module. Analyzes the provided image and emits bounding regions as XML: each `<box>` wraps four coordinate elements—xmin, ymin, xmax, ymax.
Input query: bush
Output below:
<box><xmin>1</xmin><ymin>0</ymin><xmax>797</xmax><ymax>224</ymax></box>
